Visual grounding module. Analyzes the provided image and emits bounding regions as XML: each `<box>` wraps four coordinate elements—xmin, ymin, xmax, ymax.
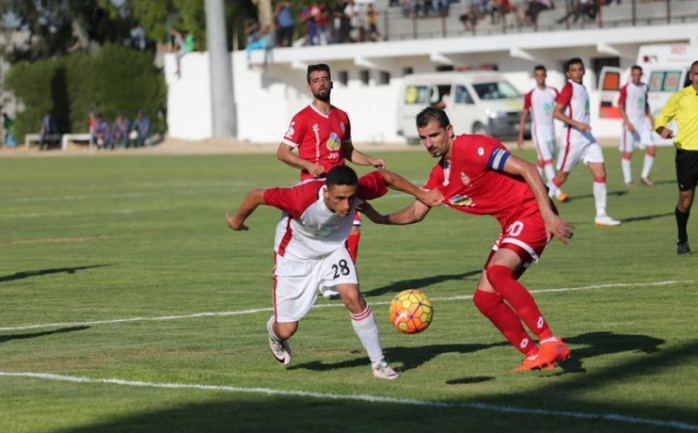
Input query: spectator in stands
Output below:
<box><xmin>460</xmin><ymin>1</ymin><xmax>482</xmax><ymax>31</ymax></box>
<box><xmin>316</xmin><ymin>2</ymin><xmax>332</xmax><ymax>45</ymax></box>
<box><xmin>274</xmin><ymin>2</ymin><xmax>295</xmax><ymax>47</ymax></box>
<box><xmin>300</xmin><ymin>4</ymin><xmax>319</xmax><ymax>46</ymax></box>
<box><xmin>170</xmin><ymin>28</ymin><xmax>192</xmax><ymax>78</ymax></box>
<box><xmin>366</xmin><ymin>3</ymin><xmax>380</xmax><ymax>41</ymax></box>
<box><xmin>112</xmin><ymin>112</ymin><xmax>131</xmax><ymax>149</ymax></box>
<box><xmin>245</xmin><ymin>20</ymin><xmax>274</xmax><ymax>65</ymax></box>
<box><xmin>39</xmin><ymin>111</ymin><xmax>57</xmax><ymax>151</ymax></box>
<box><xmin>528</xmin><ymin>0</ymin><xmax>553</xmax><ymax>28</ymax></box>
<box><xmin>131</xmin><ymin>110</ymin><xmax>151</xmax><ymax>147</ymax></box>
<box><xmin>335</xmin><ymin>0</ymin><xmax>354</xmax><ymax>43</ymax></box>
<box><xmin>92</xmin><ymin>113</ymin><xmax>111</xmax><ymax>150</ymax></box>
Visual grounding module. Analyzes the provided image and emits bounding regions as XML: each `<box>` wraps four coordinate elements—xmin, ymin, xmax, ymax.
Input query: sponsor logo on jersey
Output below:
<box><xmin>284</xmin><ymin>121</ymin><xmax>295</xmax><ymax>138</ymax></box>
<box><xmin>326</xmin><ymin>132</ymin><xmax>341</xmax><ymax>151</ymax></box>
<box><xmin>477</xmin><ymin>147</ymin><xmax>484</xmax><ymax>156</ymax></box>
<box><xmin>312</xmin><ymin>123</ymin><xmax>320</xmax><ymax>132</ymax></box>
<box><xmin>635</xmin><ymin>97</ymin><xmax>644</xmax><ymax>108</ymax></box>
<box><xmin>543</xmin><ymin>102</ymin><xmax>552</xmax><ymax>114</ymax></box>
<box><xmin>448</xmin><ymin>194</ymin><xmax>473</xmax><ymax>207</ymax></box>
<box><xmin>460</xmin><ymin>171</ymin><xmax>471</xmax><ymax>187</ymax></box>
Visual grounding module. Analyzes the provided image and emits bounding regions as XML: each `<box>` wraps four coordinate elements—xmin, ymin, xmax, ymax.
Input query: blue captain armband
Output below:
<box><xmin>487</xmin><ymin>147</ymin><xmax>510</xmax><ymax>171</ymax></box>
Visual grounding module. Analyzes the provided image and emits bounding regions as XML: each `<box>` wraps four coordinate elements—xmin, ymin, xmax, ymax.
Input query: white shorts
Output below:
<box><xmin>619</xmin><ymin>122</ymin><xmax>654</xmax><ymax>153</ymax></box>
<box><xmin>273</xmin><ymin>248</ymin><xmax>357</xmax><ymax>322</ymax></box>
<box><xmin>557</xmin><ymin>140</ymin><xmax>605</xmax><ymax>173</ymax></box>
<box><xmin>531</xmin><ymin>126</ymin><xmax>556</xmax><ymax>162</ymax></box>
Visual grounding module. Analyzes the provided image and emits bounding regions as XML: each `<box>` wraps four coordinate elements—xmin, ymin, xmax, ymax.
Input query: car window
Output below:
<box><xmin>472</xmin><ymin>80</ymin><xmax>520</xmax><ymax>100</ymax></box>
<box><xmin>454</xmin><ymin>85</ymin><xmax>474</xmax><ymax>104</ymax></box>
<box><xmin>404</xmin><ymin>85</ymin><xmax>430</xmax><ymax>104</ymax></box>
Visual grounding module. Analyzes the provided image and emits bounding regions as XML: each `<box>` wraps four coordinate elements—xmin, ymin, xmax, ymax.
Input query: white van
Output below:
<box><xmin>597</xmin><ymin>43</ymin><xmax>697</xmax><ymax>145</ymax></box>
<box><xmin>396</xmin><ymin>71</ymin><xmax>529</xmax><ymax>144</ymax></box>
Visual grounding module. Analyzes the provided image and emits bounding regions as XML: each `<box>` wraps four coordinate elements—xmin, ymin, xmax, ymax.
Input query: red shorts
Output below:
<box><xmin>484</xmin><ymin>205</ymin><xmax>553</xmax><ymax>267</ymax></box>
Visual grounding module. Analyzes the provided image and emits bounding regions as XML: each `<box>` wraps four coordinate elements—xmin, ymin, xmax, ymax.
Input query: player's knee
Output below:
<box><xmin>473</xmin><ymin>289</ymin><xmax>503</xmax><ymax>314</ymax></box>
<box><xmin>485</xmin><ymin>264</ymin><xmax>514</xmax><ymax>291</ymax></box>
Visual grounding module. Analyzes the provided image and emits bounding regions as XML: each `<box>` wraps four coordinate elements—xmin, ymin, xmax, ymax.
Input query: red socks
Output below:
<box><xmin>346</xmin><ymin>231</ymin><xmax>360</xmax><ymax>263</ymax></box>
<box><xmin>485</xmin><ymin>265</ymin><xmax>553</xmax><ymax>341</ymax></box>
<box><xmin>474</xmin><ymin>290</ymin><xmax>537</xmax><ymax>356</ymax></box>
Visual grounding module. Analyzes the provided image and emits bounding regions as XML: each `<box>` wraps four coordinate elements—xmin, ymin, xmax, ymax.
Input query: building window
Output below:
<box><xmin>403</xmin><ymin>67</ymin><xmax>413</xmax><ymax>76</ymax></box>
<box><xmin>436</xmin><ymin>65</ymin><xmax>454</xmax><ymax>72</ymax></box>
<box><xmin>379</xmin><ymin>71</ymin><xmax>391</xmax><ymax>85</ymax></box>
<box><xmin>360</xmin><ymin>70</ymin><xmax>370</xmax><ymax>85</ymax></box>
<box><xmin>337</xmin><ymin>70</ymin><xmax>348</xmax><ymax>86</ymax></box>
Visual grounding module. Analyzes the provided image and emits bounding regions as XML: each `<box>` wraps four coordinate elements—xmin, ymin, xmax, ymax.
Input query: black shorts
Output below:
<box><xmin>675</xmin><ymin>148</ymin><xmax>698</xmax><ymax>191</ymax></box>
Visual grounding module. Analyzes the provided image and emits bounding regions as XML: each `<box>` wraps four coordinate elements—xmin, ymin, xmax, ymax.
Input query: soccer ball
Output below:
<box><xmin>389</xmin><ymin>289</ymin><xmax>433</xmax><ymax>334</ymax></box>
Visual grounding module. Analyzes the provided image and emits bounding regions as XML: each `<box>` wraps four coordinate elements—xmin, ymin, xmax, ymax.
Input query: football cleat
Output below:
<box><xmin>640</xmin><ymin>177</ymin><xmax>654</xmax><ymax>187</ymax></box>
<box><xmin>556</xmin><ymin>191</ymin><xmax>569</xmax><ymax>203</ymax></box>
<box><xmin>515</xmin><ymin>356</ymin><xmax>556</xmax><ymax>371</ymax></box>
<box><xmin>516</xmin><ymin>338</ymin><xmax>571</xmax><ymax>371</ymax></box>
<box><xmin>372</xmin><ymin>361</ymin><xmax>398</xmax><ymax>380</ymax></box>
<box><xmin>595</xmin><ymin>216</ymin><xmax>621</xmax><ymax>227</ymax></box>
<box><xmin>268</xmin><ymin>335</ymin><xmax>292</xmax><ymax>365</ymax></box>
<box><xmin>677</xmin><ymin>241</ymin><xmax>692</xmax><ymax>255</ymax></box>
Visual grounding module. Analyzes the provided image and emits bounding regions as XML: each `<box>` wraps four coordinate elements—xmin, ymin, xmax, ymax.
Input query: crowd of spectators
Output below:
<box><xmin>86</xmin><ymin>109</ymin><xmax>152</xmax><ymax>150</ymax></box>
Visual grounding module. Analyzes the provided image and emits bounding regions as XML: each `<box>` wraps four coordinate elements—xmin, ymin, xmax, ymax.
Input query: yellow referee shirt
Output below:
<box><xmin>655</xmin><ymin>85</ymin><xmax>698</xmax><ymax>151</ymax></box>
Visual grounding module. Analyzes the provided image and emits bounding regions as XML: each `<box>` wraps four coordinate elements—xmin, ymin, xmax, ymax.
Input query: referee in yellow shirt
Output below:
<box><xmin>655</xmin><ymin>60</ymin><xmax>698</xmax><ymax>255</ymax></box>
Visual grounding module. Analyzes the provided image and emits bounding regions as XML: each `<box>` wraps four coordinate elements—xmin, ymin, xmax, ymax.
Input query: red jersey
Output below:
<box><xmin>282</xmin><ymin>104</ymin><xmax>352</xmax><ymax>181</ymax></box>
<box><xmin>423</xmin><ymin>135</ymin><xmax>538</xmax><ymax>226</ymax></box>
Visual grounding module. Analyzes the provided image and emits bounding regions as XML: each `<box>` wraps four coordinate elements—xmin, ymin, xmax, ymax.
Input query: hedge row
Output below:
<box><xmin>6</xmin><ymin>44</ymin><xmax>166</xmax><ymax>140</ymax></box>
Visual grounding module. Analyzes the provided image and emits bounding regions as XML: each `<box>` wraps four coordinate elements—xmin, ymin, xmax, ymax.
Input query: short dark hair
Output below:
<box><xmin>533</xmin><ymin>65</ymin><xmax>546</xmax><ymax>73</ymax></box>
<box><xmin>326</xmin><ymin>165</ymin><xmax>358</xmax><ymax>188</ymax></box>
<box><xmin>565</xmin><ymin>57</ymin><xmax>584</xmax><ymax>72</ymax></box>
<box><xmin>416</xmin><ymin>106</ymin><xmax>450</xmax><ymax>129</ymax></box>
<box><xmin>307</xmin><ymin>63</ymin><xmax>331</xmax><ymax>83</ymax></box>
<box><xmin>691</xmin><ymin>60</ymin><xmax>698</xmax><ymax>71</ymax></box>
<box><xmin>631</xmin><ymin>65</ymin><xmax>643</xmax><ymax>72</ymax></box>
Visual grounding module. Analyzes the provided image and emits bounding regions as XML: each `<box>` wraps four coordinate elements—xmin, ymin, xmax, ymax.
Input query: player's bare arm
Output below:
<box><xmin>501</xmin><ymin>154</ymin><xmax>574</xmax><ymax>244</ymax></box>
<box><xmin>619</xmin><ymin>104</ymin><xmax>635</xmax><ymax>133</ymax></box>
<box><xmin>277</xmin><ymin>143</ymin><xmax>325</xmax><ymax>177</ymax></box>
<box><xmin>357</xmin><ymin>201</ymin><xmax>388</xmax><ymax>224</ymax></box>
<box><xmin>226</xmin><ymin>189</ymin><xmax>266</xmax><ymax>231</ymax></box>
<box><xmin>341</xmin><ymin>142</ymin><xmax>386</xmax><ymax>169</ymax></box>
<box><xmin>378</xmin><ymin>199</ymin><xmax>431</xmax><ymax>225</ymax></box>
<box><xmin>379</xmin><ymin>170</ymin><xmax>444</xmax><ymax>207</ymax></box>
<box><xmin>517</xmin><ymin>107</ymin><xmax>529</xmax><ymax>150</ymax></box>
<box><xmin>553</xmin><ymin>103</ymin><xmax>591</xmax><ymax>132</ymax></box>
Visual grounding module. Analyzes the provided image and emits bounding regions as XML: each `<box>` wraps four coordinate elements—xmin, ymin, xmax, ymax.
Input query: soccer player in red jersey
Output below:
<box><xmin>361</xmin><ymin>107</ymin><xmax>575</xmax><ymax>371</ymax></box>
<box><xmin>277</xmin><ymin>63</ymin><xmax>385</xmax><ymax>266</ymax></box>
<box><xmin>226</xmin><ymin>166</ymin><xmax>440</xmax><ymax>379</ymax></box>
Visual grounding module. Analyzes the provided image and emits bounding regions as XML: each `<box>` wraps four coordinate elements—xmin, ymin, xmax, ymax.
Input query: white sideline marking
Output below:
<box><xmin>0</xmin><ymin>279</ymin><xmax>695</xmax><ymax>332</ymax></box>
<box><xmin>0</xmin><ymin>371</ymin><xmax>696</xmax><ymax>431</ymax></box>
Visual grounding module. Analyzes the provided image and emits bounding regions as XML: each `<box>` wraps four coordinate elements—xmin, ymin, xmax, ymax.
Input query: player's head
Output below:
<box><xmin>630</xmin><ymin>65</ymin><xmax>643</xmax><ymax>84</ymax></box>
<box><xmin>565</xmin><ymin>57</ymin><xmax>585</xmax><ymax>83</ymax></box>
<box><xmin>416</xmin><ymin>107</ymin><xmax>454</xmax><ymax>159</ymax></box>
<box><xmin>690</xmin><ymin>60</ymin><xmax>698</xmax><ymax>89</ymax></box>
<box><xmin>324</xmin><ymin>165</ymin><xmax>358</xmax><ymax>217</ymax></box>
<box><xmin>533</xmin><ymin>65</ymin><xmax>547</xmax><ymax>86</ymax></box>
<box><xmin>307</xmin><ymin>63</ymin><xmax>332</xmax><ymax>102</ymax></box>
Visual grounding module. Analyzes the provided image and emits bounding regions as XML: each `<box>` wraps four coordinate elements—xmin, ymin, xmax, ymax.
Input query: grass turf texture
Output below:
<box><xmin>0</xmin><ymin>147</ymin><xmax>696</xmax><ymax>433</ymax></box>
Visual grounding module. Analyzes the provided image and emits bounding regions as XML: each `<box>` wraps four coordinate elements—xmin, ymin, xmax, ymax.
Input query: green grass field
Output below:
<box><xmin>1</xmin><ymin>147</ymin><xmax>696</xmax><ymax>433</ymax></box>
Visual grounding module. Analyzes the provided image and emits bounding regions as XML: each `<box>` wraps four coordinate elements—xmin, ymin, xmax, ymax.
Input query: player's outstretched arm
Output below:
<box><xmin>277</xmin><ymin>143</ymin><xmax>325</xmax><ymax>177</ymax></box>
<box><xmin>379</xmin><ymin>170</ymin><xmax>444</xmax><ymax>207</ymax></box>
<box><xmin>226</xmin><ymin>189</ymin><xmax>266</xmax><ymax>231</ymax></box>
<box><xmin>502</xmin><ymin>154</ymin><xmax>574</xmax><ymax>244</ymax></box>
<box><xmin>342</xmin><ymin>142</ymin><xmax>386</xmax><ymax>169</ymax></box>
<box><xmin>364</xmin><ymin>199</ymin><xmax>431</xmax><ymax>226</ymax></box>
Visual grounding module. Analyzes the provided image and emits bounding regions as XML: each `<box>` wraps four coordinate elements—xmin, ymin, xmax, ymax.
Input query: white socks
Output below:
<box><xmin>351</xmin><ymin>305</ymin><xmax>384</xmax><ymax>367</ymax></box>
<box><xmin>621</xmin><ymin>158</ymin><xmax>632</xmax><ymax>184</ymax></box>
<box><xmin>594</xmin><ymin>181</ymin><xmax>608</xmax><ymax>218</ymax></box>
<box><xmin>641</xmin><ymin>154</ymin><xmax>654</xmax><ymax>179</ymax></box>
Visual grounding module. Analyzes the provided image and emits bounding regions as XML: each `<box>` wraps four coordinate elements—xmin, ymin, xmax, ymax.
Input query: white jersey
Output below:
<box><xmin>557</xmin><ymin>80</ymin><xmax>595</xmax><ymax>145</ymax></box>
<box><xmin>524</xmin><ymin>86</ymin><xmax>558</xmax><ymax>130</ymax></box>
<box><xmin>619</xmin><ymin>82</ymin><xmax>651</xmax><ymax>128</ymax></box>
<box><xmin>263</xmin><ymin>172</ymin><xmax>387</xmax><ymax>261</ymax></box>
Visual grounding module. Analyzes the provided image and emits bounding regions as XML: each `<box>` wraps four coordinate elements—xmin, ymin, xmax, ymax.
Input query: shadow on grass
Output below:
<box><xmin>566</xmin><ymin>190</ymin><xmax>628</xmax><ymax>202</ymax></box>
<box><xmin>0</xmin><ymin>326</ymin><xmax>90</xmax><ymax>343</ymax></box>
<box><xmin>289</xmin><ymin>342</ymin><xmax>508</xmax><ymax>374</ymax></box>
<box><xmin>363</xmin><ymin>270</ymin><xmax>482</xmax><ymax>297</ymax></box>
<box><xmin>619</xmin><ymin>212</ymin><xmax>674</xmax><ymax>224</ymax></box>
<box><xmin>0</xmin><ymin>265</ymin><xmax>110</xmax><ymax>284</ymax></box>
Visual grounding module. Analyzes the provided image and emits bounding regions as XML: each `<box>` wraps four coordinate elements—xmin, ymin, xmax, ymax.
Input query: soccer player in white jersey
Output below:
<box><xmin>552</xmin><ymin>57</ymin><xmax>621</xmax><ymax>227</ymax></box>
<box><xmin>518</xmin><ymin>65</ymin><xmax>568</xmax><ymax>203</ymax></box>
<box><xmin>225</xmin><ymin>165</ymin><xmax>442</xmax><ymax>379</ymax></box>
<box><xmin>619</xmin><ymin>65</ymin><xmax>656</xmax><ymax>187</ymax></box>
